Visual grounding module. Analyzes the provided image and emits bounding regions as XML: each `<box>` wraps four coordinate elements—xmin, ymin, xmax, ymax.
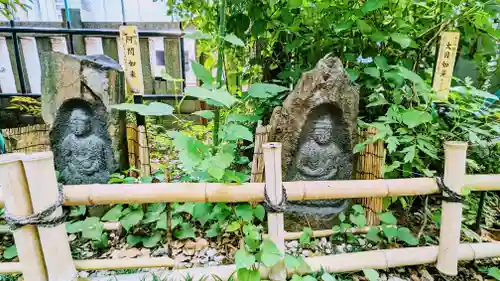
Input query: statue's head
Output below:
<box><xmin>311</xmin><ymin>113</ymin><xmax>334</xmax><ymax>145</ymax></box>
<box><xmin>69</xmin><ymin>108</ymin><xmax>92</xmax><ymax>136</ymax></box>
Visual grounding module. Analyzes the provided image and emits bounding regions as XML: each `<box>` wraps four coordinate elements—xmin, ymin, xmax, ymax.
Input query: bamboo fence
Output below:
<box><xmin>0</xmin><ymin>142</ymin><xmax>499</xmax><ymax>281</ymax></box>
<box><xmin>355</xmin><ymin>126</ymin><xmax>385</xmax><ymax>225</ymax></box>
<box><xmin>1</xmin><ymin>124</ymin><xmax>51</xmax><ymax>153</ymax></box>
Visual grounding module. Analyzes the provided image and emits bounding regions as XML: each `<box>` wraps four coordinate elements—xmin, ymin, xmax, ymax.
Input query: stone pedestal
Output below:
<box><xmin>41</xmin><ymin>52</ymin><xmax>127</xmax><ymax>183</ymax></box>
<box><xmin>269</xmin><ymin>55</ymin><xmax>359</xmax><ymax>231</ymax></box>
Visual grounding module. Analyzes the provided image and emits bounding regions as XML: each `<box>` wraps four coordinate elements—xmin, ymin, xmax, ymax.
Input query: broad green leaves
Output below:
<box><xmin>361</xmin><ymin>0</ymin><xmax>386</xmax><ymax>13</ymax></box>
<box><xmin>185</xmin><ymin>87</ymin><xmax>237</xmax><ymax>107</ymax></box>
<box><xmin>235</xmin><ymin>248</ymin><xmax>256</xmax><ymax>269</ymax></box>
<box><xmin>191</xmin><ymin>61</ymin><xmax>214</xmax><ymax>85</ymax></box>
<box><xmin>401</xmin><ymin>109</ymin><xmax>432</xmax><ymax>128</ymax></box>
<box><xmin>120</xmin><ymin>209</ymin><xmax>144</xmax><ymax>232</ymax></box>
<box><xmin>223</xmin><ymin>124</ymin><xmax>253</xmax><ymax>141</ymax></box>
<box><xmin>488</xmin><ymin>267</ymin><xmax>500</xmax><ymax>280</ymax></box>
<box><xmin>237</xmin><ymin>268</ymin><xmax>260</xmax><ymax>281</ymax></box>
<box><xmin>101</xmin><ymin>205</ymin><xmax>123</xmax><ymax>222</ymax></box>
<box><xmin>110</xmin><ymin>102</ymin><xmax>174</xmax><ymax>116</ymax></box>
<box><xmin>397</xmin><ymin>227</ymin><xmax>419</xmax><ymax>245</ymax></box>
<box><xmin>3</xmin><ymin>245</ymin><xmax>17</xmax><ymax>259</ymax></box>
<box><xmin>185</xmin><ymin>31</ymin><xmax>212</xmax><ymax>40</ymax></box>
<box><xmin>193</xmin><ymin>110</ymin><xmax>215</xmax><ymax>120</ymax></box>
<box><xmin>390</xmin><ymin>33</ymin><xmax>412</xmax><ymax>49</ymax></box>
<box><xmin>363</xmin><ymin>269</ymin><xmax>380</xmax><ymax>281</ymax></box>
<box><xmin>378</xmin><ymin>212</ymin><xmax>397</xmax><ymax>225</ymax></box>
<box><xmin>224</xmin><ymin>34</ymin><xmax>245</xmax><ymax>47</ymax></box>
<box><xmin>260</xmin><ymin>239</ymin><xmax>282</xmax><ymax>267</ymax></box>
<box><xmin>247</xmin><ymin>83</ymin><xmax>288</xmax><ymax>98</ymax></box>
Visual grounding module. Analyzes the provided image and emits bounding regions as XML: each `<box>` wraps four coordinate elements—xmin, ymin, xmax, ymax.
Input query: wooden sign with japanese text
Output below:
<box><xmin>119</xmin><ymin>25</ymin><xmax>144</xmax><ymax>96</ymax></box>
<box><xmin>432</xmin><ymin>31</ymin><xmax>460</xmax><ymax>100</ymax></box>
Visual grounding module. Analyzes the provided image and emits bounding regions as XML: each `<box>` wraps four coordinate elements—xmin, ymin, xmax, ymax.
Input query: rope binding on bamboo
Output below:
<box><xmin>435</xmin><ymin>177</ymin><xmax>462</xmax><ymax>203</ymax></box>
<box><xmin>263</xmin><ymin>184</ymin><xmax>288</xmax><ymax>213</ymax></box>
<box><xmin>3</xmin><ymin>183</ymin><xmax>68</xmax><ymax>230</ymax></box>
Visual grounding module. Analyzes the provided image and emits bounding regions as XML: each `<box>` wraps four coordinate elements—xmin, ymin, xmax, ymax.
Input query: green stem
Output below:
<box><xmin>213</xmin><ymin>0</ymin><xmax>227</xmax><ymax>148</ymax></box>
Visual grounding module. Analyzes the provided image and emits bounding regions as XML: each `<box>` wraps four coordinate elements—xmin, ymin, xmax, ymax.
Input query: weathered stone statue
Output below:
<box><xmin>269</xmin><ymin>55</ymin><xmax>359</xmax><ymax>231</ymax></box>
<box><xmin>41</xmin><ymin>52</ymin><xmax>127</xmax><ymax>184</ymax></box>
<box><xmin>59</xmin><ymin>108</ymin><xmax>113</xmax><ymax>184</ymax></box>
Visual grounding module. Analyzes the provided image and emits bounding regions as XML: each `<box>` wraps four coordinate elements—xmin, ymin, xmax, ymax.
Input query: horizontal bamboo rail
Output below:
<box><xmin>0</xmin><ymin>262</ymin><xmax>22</xmax><ymax>274</ymax></box>
<box><xmin>74</xmin><ymin>257</ymin><xmax>175</xmax><ymax>271</ymax></box>
<box><xmin>88</xmin><ymin>242</ymin><xmax>500</xmax><ymax>281</ymax></box>
<box><xmin>60</xmin><ymin>174</ymin><xmax>498</xmax><ymax>206</ymax></box>
<box><xmin>0</xmin><ymin>175</ymin><xmax>497</xmax><ymax>208</ymax></box>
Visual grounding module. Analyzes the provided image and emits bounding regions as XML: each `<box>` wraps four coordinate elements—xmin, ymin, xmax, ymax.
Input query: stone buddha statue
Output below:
<box><xmin>59</xmin><ymin>108</ymin><xmax>113</xmax><ymax>184</ymax></box>
<box><xmin>287</xmin><ymin>110</ymin><xmax>351</xmax><ymax>217</ymax></box>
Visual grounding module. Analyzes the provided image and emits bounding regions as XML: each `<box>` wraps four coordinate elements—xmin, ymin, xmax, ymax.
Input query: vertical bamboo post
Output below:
<box><xmin>21</xmin><ymin>152</ymin><xmax>77</xmax><ymax>281</ymax></box>
<box><xmin>436</xmin><ymin>141</ymin><xmax>468</xmax><ymax>275</ymax></box>
<box><xmin>251</xmin><ymin>122</ymin><xmax>270</xmax><ymax>183</ymax></box>
<box><xmin>138</xmin><ymin>125</ymin><xmax>151</xmax><ymax>176</ymax></box>
<box><xmin>263</xmin><ymin>143</ymin><xmax>286</xmax><ymax>281</ymax></box>
<box><xmin>0</xmin><ymin>153</ymin><xmax>48</xmax><ymax>281</ymax></box>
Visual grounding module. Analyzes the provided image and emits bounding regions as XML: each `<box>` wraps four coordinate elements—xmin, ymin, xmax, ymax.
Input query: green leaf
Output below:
<box><xmin>237</xmin><ymin>268</ymin><xmax>260</xmax><ymax>281</ymax></box>
<box><xmin>126</xmin><ymin>235</ymin><xmax>143</xmax><ymax>247</ymax></box>
<box><xmin>101</xmin><ymin>205</ymin><xmax>123</xmax><ymax>222</ymax></box>
<box><xmin>110</xmin><ymin>102</ymin><xmax>174</xmax><ymax>116</ymax></box>
<box><xmin>227</xmin><ymin>114</ymin><xmax>260</xmax><ymax>123</ymax></box>
<box><xmin>175</xmin><ymin>202</ymin><xmax>195</xmax><ymax>215</ymax></box>
<box><xmin>175</xmin><ymin>223</ymin><xmax>196</xmax><ymax>239</ymax></box>
<box><xmin>386</xmin><ymin>137</ymin><xmax>399</xmax><ymax>153</ymax></box>
<box><xmin>224</xmin><ymin>34</ymin><xmax>245</xmax><ymax>47</ymax></box>
<box><xmin>193</xmin><ymin>110</ymin><xmax>215</xmax><ymax>120</ymax></box>
<box><xmin>253</xmin><ymin>205</ymin><xmax>266</xmax><ymax>221</ymax></box>
<box><xmin>155</xmin><ymin>212</ymin><xmax>168</xmax><ymax>230</ymax></box>
<box><xmin>345</xmin><ymin>68</ymin><xmax>359</xmax><ymax>82</ymax></box>
<box><xmin>193</xmin><ymin>203</ymin><xmax>212</xmax><ymax>226</ymax></box>
<box><xmin>235</xmin><ymin>204</ymin><xmax>254</xmax><ymax>222</ymax></box>
<box><xmin>185</xmin><ymin>31</ymin><xmax>212</xmax><ymax>40</ymax></box>
<box><xmin>366</xmin><ymin>227</ymin><xmax>381</xmax><ymax>243</ymax></box>
<box><xmin>374</xmin><ymin>56</ymin><xmax>389</xmax><ymax>70</ymax></box>
<box><xmin>300</xmin><ymin>227</ymin><xmax>313</xmax><ymax>245</ymax></box>
<box><xmin>390</xmin><ymin>33</ymin><xmax>412</xmax><ymax>48</ymax></box>
<box><xmin>395</xmin><ymin>66</ymin><xmax>426</xmax><ymax>86</ymax></box>
<box><xmin>321</xmin><ymin>272</ymin><xmax>337</xmax><ymax>281</ymax></box>
<box><xmin>81</xmin><ymin>217</ymin><xmax>104</xmax><ymax>240</ymax></box>
<box><xmin>247</xmin><ymin>83</ymin><xmax>288</xmax><ymax>99</ymax></box>
<box><xmin>383</xmin><ymin>71</ymin><xmax>404</xmax><ymax>86</ymax></box>
<box><xmin>92</xmin><ymin>233</ymin><xmax>109</xmax><ymax>249</ymax></box>
<box><xmin>352</xmin><ymin>205</ymin><xmax>364</xmax><ymax>214</ymax></box>
<box><xmin>402</xmin><ymin>145</ymin><xmax>416</xmax><ymax>163</ymax></box>
<box><xmin>235</xmin><ymin>248</ymin><xmax>256</xmax><ymax>269</ymax></box>
<box><xmin>335</xmin><ymin>21</ymin><xmax>354</xmax><ymax>33</ymax></box>
<box><xmin>364</xmin><ymin>67</ymin><xmax>380</xmax><ymax>78</ymax></box>
<box><xmin>191</xmin><ymin>60</ymin><xmax>214</xmax><ymax>85</ymax></box>
<box><xmin>142</xmin><ymin>232</ymin><xmax>162</xmax><ymax>248</ymax></box>
<box><xmin>260</xmin><ymin>239</ymin><xmax>282</xmax><ymax>267</ymax></box>
<box><xmin>350</xmin><ymin>213</ymin><xmax>367</xmax><ymax>227</ymax></box>
<box><xmin>339</xmin><ymin>212</ymin><xmax>346</xmax><ymax>222</ymax></box>
<box><xmin>401</xmin><ymin>109</ymin><xmax>432</xmax><ymax>128</ymax></box>
<box><xmin>69</xmin><ymin>206</ymin><xmax>86</xmax><ymax>217</ymax></box>
<box><xmin>382</xmin><ymin>225</ymin><xmax>398</xmax><ymax>241</ymax></box>
<box><xmin>285</xmin><ymin>255</ymin><xmax>301</xmax><ymax>270</ymax></box>
<box><xmin>303</xmin><ymin>276</ymin><xmax>316</xmax><ymax>281</ymax></box>
<box><xmin>361</xmin><ymin>0</ymin><xmax>386</xmax><ymax>13</ymax></box>
<box><xmin>206</xmin><ymin>222</ymin><xmax>221</xmax><ymax>238</ymax></box>
<box><xmin>120</xmin><ymin>209</ymin><xmax>144</xmax><ymax>232</ymax></box>
<box><xmin>185</xmin><ymin>87</ymin><xmax>237</xmax><ymax>107</ymax></box>
<box><xmin>378</xmin><ymin>212</ymin><xmax>397</xmax><ymax>225</ymax></box>
<box><xmin>487</xmin><ymin>267</ymin><xmax>500</xmax><ymax>280</ymax></box>
<box><xmin>357</xmin><ymin>20</ymin><xmax>373</xmax><ymax>34</ymax></box>
<box><xmin>66</xmin><ymin>220</ymin><xmax>84</xmax><ymax>234</ymax></box>
<box><xmin>3</xmin><ymin>245</ymin><xmax>17</xmax><ymax>260</ymax></box>
<box><xmin>224</xmin><ymin>124</ymin><xmax>253</xmax><ymax>141</ymax></box>
<box><xmin>288</xmin><ymin>0</ymin><xmax>303</xmax><ymax>8</ymax></box>
<box><xmin>363</xmin><ymin>269</ymin><xmax>379</xmax><ymax>281</ymax></box>
<box><xmin>353</xmin><ymin>143</ymin><xmax>366</xmax><ymax>153</ymax></box>
<box><xmin>226</xmin><ymin>221</ymin><xmax>241</xmax><ymax>232</ymax></box>
<box><xmin>397</xmin><ymin>227</ymin><xmax>419</xmax><ymax>245</ymax></box>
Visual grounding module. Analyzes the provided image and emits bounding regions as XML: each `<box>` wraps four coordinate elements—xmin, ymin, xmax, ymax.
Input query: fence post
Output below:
<box><xmin>263</xmin><ymin>143</ymin><xmax>286</xmax><ymax>281</ymax></box>
<box><xmin>0</xmin><ymin>153</ymin><xmax>48</xmax><ymax>281</ymax></box>
<box><xmin>22</xmin><ymin>152</ymin><xmax>77</xmax><ymax>281</ymax></box>
<box><xmin>436</xmin><ymin>141</ymin><xmax>468</xmax><ymax>275</ymax></box>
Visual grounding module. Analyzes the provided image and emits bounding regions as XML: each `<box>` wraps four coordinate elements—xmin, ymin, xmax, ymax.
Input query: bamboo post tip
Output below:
<box><xmin>21</xmin><ymin>151</ymin><xmax>54</xmax><ymax>162</ymax></box>
<box><xmin>444</xmin><ymin>141</ymin><xmax>468</xmax><ymax>150</ymax></box>
<box><xmin>0</xmin><ymin>153</ymin><xmax>25</xmax><ymax>165</ymax></box>
<box><xmin>263</xmin><ymin>142</ymin><xmax>281</xmax><ymax>149</ymax></box>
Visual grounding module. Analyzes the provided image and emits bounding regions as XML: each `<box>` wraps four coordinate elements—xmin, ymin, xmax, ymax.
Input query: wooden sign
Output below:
<box><xmin>119</xmin><ymin>26</ymin><xmax>144</xmax><ymax>96</ymax></box>
<box><xmin>432</xmin><ymin>31</ymin><xmax>460</xmax><ymax>100</ymax></box>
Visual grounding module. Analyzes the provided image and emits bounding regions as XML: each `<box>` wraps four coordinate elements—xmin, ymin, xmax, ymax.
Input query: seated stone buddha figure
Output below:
<box><xmin>59</xmin><ymin>108</ymin><xmax>112</xmax><ymax>184</ymax></box>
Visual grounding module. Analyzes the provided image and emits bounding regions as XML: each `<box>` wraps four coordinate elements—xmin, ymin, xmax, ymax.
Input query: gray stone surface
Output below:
<box><xmin>269</xmin><ymin>55</ymin><xmax>359</xmax><ymax>231</ymax></box>
<box><xmin>41</xmin><ymin>52</ymin><xmax>127</xmax><ymax>182</ymax></box>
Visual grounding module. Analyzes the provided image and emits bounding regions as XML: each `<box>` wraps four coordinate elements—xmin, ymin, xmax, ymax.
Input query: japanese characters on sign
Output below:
<box><xmin>119</xmin><ymin>25</ymin><xmax>144</xmax><ymax>95</ymax></box>
<box><xmin>432</xmin><ymin>31</ymin><xmax>460</xmax><ymax>100</ymax></box>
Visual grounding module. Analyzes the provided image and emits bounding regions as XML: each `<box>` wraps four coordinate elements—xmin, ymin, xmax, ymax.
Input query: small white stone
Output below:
<box><xmin>302</xmin><ymin>250</ymin><xmax>312</xmax><ymax>257</ymax></box>
<box><xmin>79</xmin><ymin>271</ymin><xmax>89</xmax><ymax>278</ymax></box>
<box><xmin>206</xmin><ymin>248</ymin><xmax>218</xmax><ymax>257</ymax></box>
<box><xmin>287</xmin><ymin>240</ymin><xmax>299</xmax><ymax>248</ymax></box>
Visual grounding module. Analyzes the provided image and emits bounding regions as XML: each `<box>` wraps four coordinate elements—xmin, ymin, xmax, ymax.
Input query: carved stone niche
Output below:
<box><xmin>269</xmin><ymin>55</ymin><xmax>359</xmax><ymax>231</ymax></box>
<box><xmin>41</xmin><ymin>52</ymin><xmax>127</xmax><ymax>184</ymax></box>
